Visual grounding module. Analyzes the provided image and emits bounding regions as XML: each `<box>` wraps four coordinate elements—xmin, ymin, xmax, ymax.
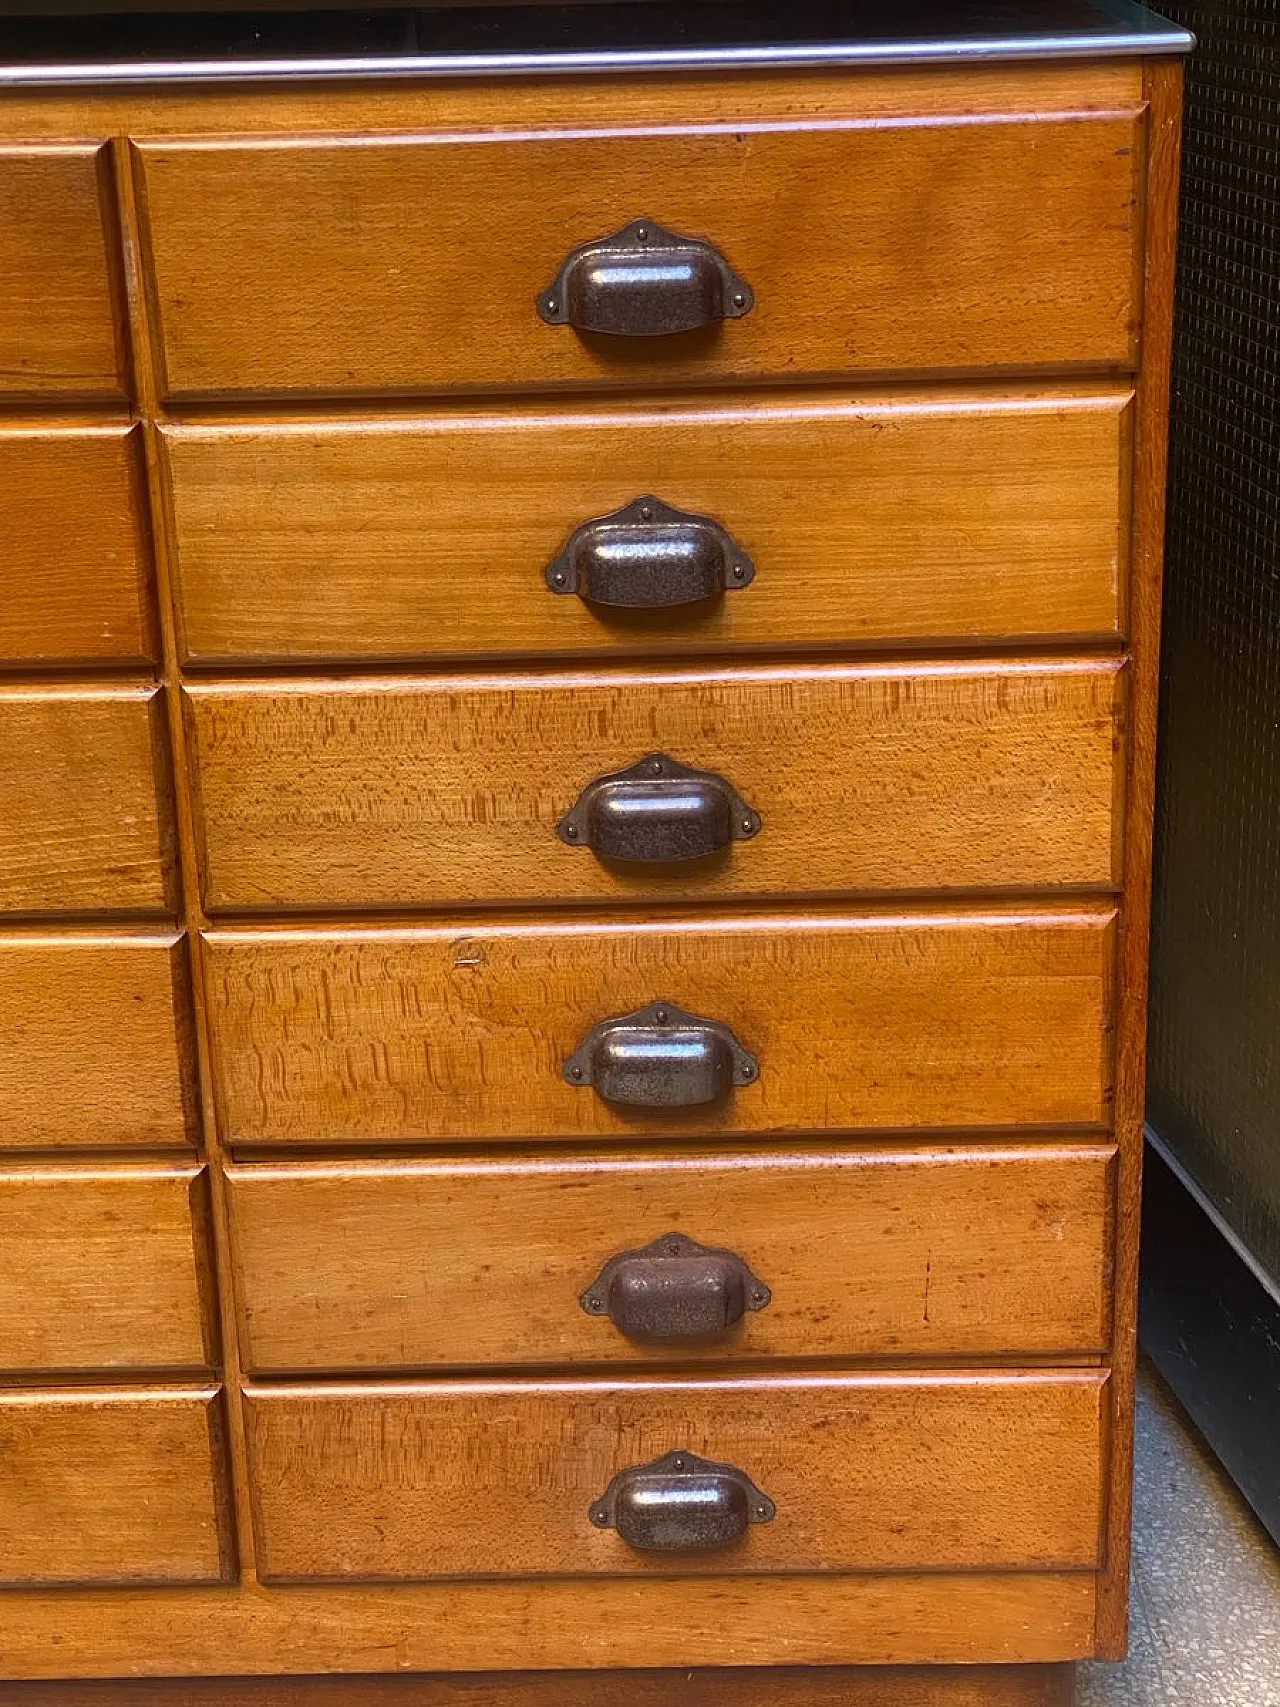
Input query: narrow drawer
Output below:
<box><xmin>0</xmin><ymin>144</ymin><xmax>121</xmax><ymax>398</ymax></box>
<box><xmin>0</xmin><ymin>683</ymin><xmax>175</xmax><ymax>915</ymax></box>
<box><xmin>0</xmin><ymin>426</ymin><xmax>152</xmax><ymax>665</ymax></box>
<box><xmin>0</xmin><ymin>1165</ymin><xmax>212</xmax><ymax>1372</ymax></box>
<box><xmin>228</xmin><ymin>1144</ymin><xmax>1115</xmax><ymax>1374</ymax></box>
<box><xmin>244</xmin><ymin>1371</ymin><xmax>1107</xmax><ymax>1581</ymax></box>
<box><xmin>136</xmin><ymin>105</ymin><xmax>1140</xmax><ymax>399</ymax></box>
<box><xmin>0</xmin><ymin>930</ymin><xmax>196</xmax><ymax>1150</ymax></box>
<box><xmin>185</xmin><ymin>659</ymin><xmax>1123</xmax><ymax>912</ymax></box>
<box><xmin>0</xmin><ymin>1386</ymin><xmax>231</xmax><ymax>1585</ymax></box>
<box><xmin>166</xmin><ymin>390</ymin><xmax>1130</xmax><ymax>664</ymax></box>
<box><xmin>204</xmin><ymin>904</ymin><xmax>1115</xmax><ymax>1146</ymax></box>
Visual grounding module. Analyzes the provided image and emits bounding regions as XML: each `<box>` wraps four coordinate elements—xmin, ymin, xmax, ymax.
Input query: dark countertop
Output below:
<box><xmin>0</xmin><ymin>0</ymin><xmax>1193</xmax><ymax>86</ymax></box>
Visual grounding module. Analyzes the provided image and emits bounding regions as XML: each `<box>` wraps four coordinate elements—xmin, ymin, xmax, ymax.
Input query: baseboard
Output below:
<box><xmin>0</xmin><ymin>1665</ymin><xmax>1077</xmax><ymax>1706</ymax></box>
<box><xmin>1139</xmin><ymin>1129</ymin><xmax>1280</xmax><ymax>1544</ymax></box>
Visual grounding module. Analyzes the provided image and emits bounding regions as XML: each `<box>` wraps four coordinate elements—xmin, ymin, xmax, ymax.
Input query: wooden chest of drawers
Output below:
<box><xmin>0</xmin><ymin>4</ymin><xmax>1189</xmax><ymax>1701</ymax></box>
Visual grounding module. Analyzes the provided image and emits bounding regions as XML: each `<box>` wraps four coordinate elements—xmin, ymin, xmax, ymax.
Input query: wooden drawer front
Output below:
<box><xmin>0</xmin><ymin>684</ymin><xmax>175</xmax><ymax>915</ymax></box>
<box><xmin>166</xmin><ymin>391</ymin><xmax>1130</xmax><ymax>664</ymax></box>
<box><xmin>228</xmin><ymin>1145</ymin><xmax>1114</xmax><ymax>1374</ymax></box>
<box><xmin>205</xmin><ymin>906</ymin><xmax>1114</xmax><ymax>1146</ymax></box>
<box><xmin>137</xmin><ymin>109</ymin><xmax>1139</xmax><ymax>400</ymax></box>
<box><xmin>0</xmin><ymin>145</ymin><xmax>121</xmax><ymax>398</ymax></box>
<box><xmin>0</xmin><ymin>1387</ymin><xmax>230</xmax><ymax>1585</ymax></box>
<box><xmin>0</xmin><ymin>427</ymin><xmax>152</xmax><ymax>665</ymax></box>
<box><xmin>244</xmin><ymin>1371</ymin><xmax>1107</xmax><ymax>1580</ymax></box>
<box><xmin>186</xmin><ymin>660</ymin><xmax>1122</xmax><ymax>912</ymax></box>
<box><xmin>0</xmin><ymin>1167</ymin><xmax>211</xmax><ymax>1372</ymax></box>
<box><xmin>0</xmin><ymin>932</ymin><xmax>195</xmax><ymax>1150</ymax></box>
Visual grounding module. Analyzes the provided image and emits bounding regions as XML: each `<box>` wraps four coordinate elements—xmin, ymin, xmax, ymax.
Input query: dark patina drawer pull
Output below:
<box><xmin>546</xmin><ymin>495</ymin><xmax>755</xmax><ymax>608</ymax></box>
<box><xmin>563</xmin><ymin>1000</ymin><xmax>758</xmax><ymax>1108</ymax></box>
<box><xmin>580</xmin><ymin>1232</ymin><xmax>771</xmax><ymax>1340</ymax></box>
<box><xmin>589</xmin><ymin>1450</ymin><xmax>775</xmax><ymax>1551</ymax></box>
<box><xmin>537</xmin><ymin>217</ymin><xmax>754</xmax><ymax>338</ymax></box>
<box><xmin>557</xmin><ymin>751</ymin><xmax>760</xmax><ymax>864</ymax></box>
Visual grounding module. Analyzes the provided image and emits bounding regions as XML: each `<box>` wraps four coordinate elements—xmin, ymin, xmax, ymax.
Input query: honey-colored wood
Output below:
<box><xmin>0</xmin><ymin>144</ymin><xmax>123</xmax><ymax>398</ymax></box>
<box><xmin>0</xmin><ymin>61</ymin><xmax>1144</xmax><ymax>143</ymax></box>
<box><xmin>0</xmin><ymin>1165</ymin><xmax>212</xmax><ymax>1372</ymax></box>
<box><xmin>185</xmin><ymin>660</ymin><xmax>1124</xmax><ymax>911</ymax></box>
<box><xmin>0</xmin><ymin>683</ymin><xmax>176</xmax><ymax>916</ymax></box>
<box><xmin>0</xmin><ymin>1386</ymin><xmax>231</xmax><ymax>1585</ymax></box>
<box><xmin>0</xmin><ymin>47</ymin><xmax>1180</xmax><ymax>1686</ymax></box>
<box><xmin>227</xmin><ymin>1143</ymin><xmax>1115</xmax><ymax>1374</ymax></box>
<box><xmin>164</xmin><ymin>389</ymin><xmax>1130</xmax><ymax>664</ymax></box>
<box><xmin>0</xmin><ymin>1665</ymin><xmax>1077</xmax><ymax>1707</ymax></box>
<box><xmin>0</xmin><ymin>930</ymin><xmax>196</xmax><ymax>1150</ymax></box>
<box><xmin>0</xmin><ymin>425</ymin><xmax>153</xmax><ymax>666</ymax></box>
<box><xmin>0</xmin><ymin>1574</ymin><xmax>1096</xmax><ymax>1676</ymax></box>
<box><xmin>112</xmin><ymin>128</ymin><xmax>263</xmax><ymax>1584</ymax></box>
<box><xmin>135</xmin><ymin>108</ymin><xmax>1140</xmax><ymax>399</ymax></box>
<box><xmin>204</xmin><ymin>904</ymin><xmax>1115</xmax><ymax>1146</ymax></box>
<box><xmin>243</xmin><ymin>1370</ymin><xmax>1107</xmax><ymax>1580</ymax></box>
<box><xmin>1095</xmin><ymin>59</ymin><xmax>1185</xmax><ymax>1659</ymax></box>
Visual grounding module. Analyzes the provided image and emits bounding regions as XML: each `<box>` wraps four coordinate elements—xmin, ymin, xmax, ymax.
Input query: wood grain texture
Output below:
<box><xmin>0</xmin><ymin>425</ymin><xmax>153</xmax><ymax>665</ymax></box>
<box><xmin>227</xmin><ymin>1143</ymin><xmax>1115</xmax><ymax>1373</ymax></box>
<box><xmin>111</xmin><ymin>130</ymin><xmax>263</xmax><ymax>1581</ymax></box>
<box><xmin>185</xmin><ymin>660</ymin><xmax>1124</xmax><ymax>911</ymax></box>
<box><xmin>243</xmin><ymin>1371</ymin><xmax>1107</xmax><ymax>1580</ymax></box>
<box><xmin>0</xmin><ymin>683</ymin><xmax>176</xmax><ymax>915</ymax></box>
<box><xmin>0</xmin><ymin>1165</ymin><xmax>212</xmax><ymax>1372</ymax></box>
<box><xmin>0</xmin><ymin>59</ymin><xmax>1144</xmax><ymax>141</ymax></box>
<box><xmin>0</xmin><ymin>1664</ymin><xmax>1078</xmax><ymax>1707</ymax></box>
<box><xmin>0</xmin><ymin>1386</ymin><xmax>231</xmax><ymax>1585</ymax></box>
<box><xmin>0</xmin><ymin>48</ymin><xmax>1171</xmax><ymax>1682</ymax></box>
<box><xmin>1096</xmin><ymin>59</ymin><xmax>1184</xmax><ymax>1659</ymax></box>
<box><xmin>204</xmin><ymin>905</ymin><xmax>1116</xmax><ymax>1146</ymax></box>
<box><xmin>164</xmin><ymin>389</ymin><xmax>1130</xmax><ymax>664</ymax></box>
<box><xmin>136</xmin><ymin>109</ymin><xmax>1140</xmax><ymax>399</ymax></box>
<box><xmin>0</xmin><ymin>1574</ymin><xmax>1097</xmax><ymax>1676</ymax></box>
<box><xmin>0</xmin><ymin>144</ymin><xmax>122</xmax><ymax>398</ymax></box>
<box><xmin>0</xmin><ymin>930</ymin><xmax>196</xmax><ymax>1150</ymax></box>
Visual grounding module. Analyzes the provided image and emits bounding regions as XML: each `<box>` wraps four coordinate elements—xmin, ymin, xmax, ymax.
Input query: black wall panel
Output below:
<box><xmin>1148</xmin><ymin>0</ymin><xmax>1280</xmax><ymax>1281</ymax></box>
<box><xmin>1143</xmin><ymin>0</ymin><xmax>1279</xmax><ymax>1539</ymax></box>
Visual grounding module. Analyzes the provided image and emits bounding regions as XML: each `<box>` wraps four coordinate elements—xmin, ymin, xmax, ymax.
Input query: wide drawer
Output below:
<box><xmin>0</xmin><ymin>930</ymin><xmax>196</xmax><ymax>1150</ymax></box>
<box><xmin>137</xmin><ymin>106</ymin><xmax>1140</xmax><ymax>399</ymax></box>
<box><xmin>0</xmin><ymin>683</ymin><xmax>175</xmax><ymax>915</ymax></box>
<box><xmin>166</xmin><ymin>389</ymin><xmax>1131</xmax><ymax>664</ymax></box>
<box><xmin>0</xmin><ymin>1165</ymin><xmax>211</xmax><ymax>1372</ymax></box>
<box><xmin>0</xmin><ymin>145</ymin><xmax>121</xmax><ymax>399</ymax></box>
<box><xmin>228</xmin><ymin>1144</ymin><xmax>1114</xmax><ymax>1374</ymax></box>
<box><xmin>0</xmin><ymin>1386</ymin><xmax>231</xmax><ymax>1585</ymax></box>
<box><xmin>0</xmin><ymin>426</ymin><xmax>152</xmax><ymax>665</ymax></box>
<box><xmin>204</xmin><ymin>904</ymin><xmax>1115</xmax><ymax>1146</ymax></box>
<box><xmin>244</xmin><ymin>1370</ymin><xmax>1107</xmax><ymax>1580</ymax></box>
<box><xmin>186</xmin><ymin>659</ymin><xmax>1123</xmax><ymax>912</ymax></box>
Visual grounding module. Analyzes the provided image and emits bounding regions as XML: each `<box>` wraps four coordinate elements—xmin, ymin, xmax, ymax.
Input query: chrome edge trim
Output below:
<box><xmin>0</xmin><ymin>28</ymin><xmax>1197</xmax><ymax>88</ymax></box>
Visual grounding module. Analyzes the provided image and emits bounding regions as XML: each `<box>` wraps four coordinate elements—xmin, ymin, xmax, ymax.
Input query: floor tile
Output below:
<box><xmin>1079</xmin><ymin>1362</ymin><xmax>1280</xmax><ymax>1706</ymax></box>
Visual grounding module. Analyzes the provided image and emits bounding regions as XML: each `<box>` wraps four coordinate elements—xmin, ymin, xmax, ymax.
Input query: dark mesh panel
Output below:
<box><xmin>1148</xmin><ymin>0</ymin><xmax>1280</xmax><ymax>1281</ymax></box>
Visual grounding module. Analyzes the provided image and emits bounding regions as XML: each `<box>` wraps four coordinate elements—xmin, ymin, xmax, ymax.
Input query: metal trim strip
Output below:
<box><xmin>0</xmin><ymin>27</ymin><xmax>1196</xmax><ymax>89</ymax></box>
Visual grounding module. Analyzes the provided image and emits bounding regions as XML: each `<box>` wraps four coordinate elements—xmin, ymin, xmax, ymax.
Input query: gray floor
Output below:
<box><xmin>1079</xmin><ymin>1363</ymin><xmax>1280</xmax><ymax>1706</ymax></box>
